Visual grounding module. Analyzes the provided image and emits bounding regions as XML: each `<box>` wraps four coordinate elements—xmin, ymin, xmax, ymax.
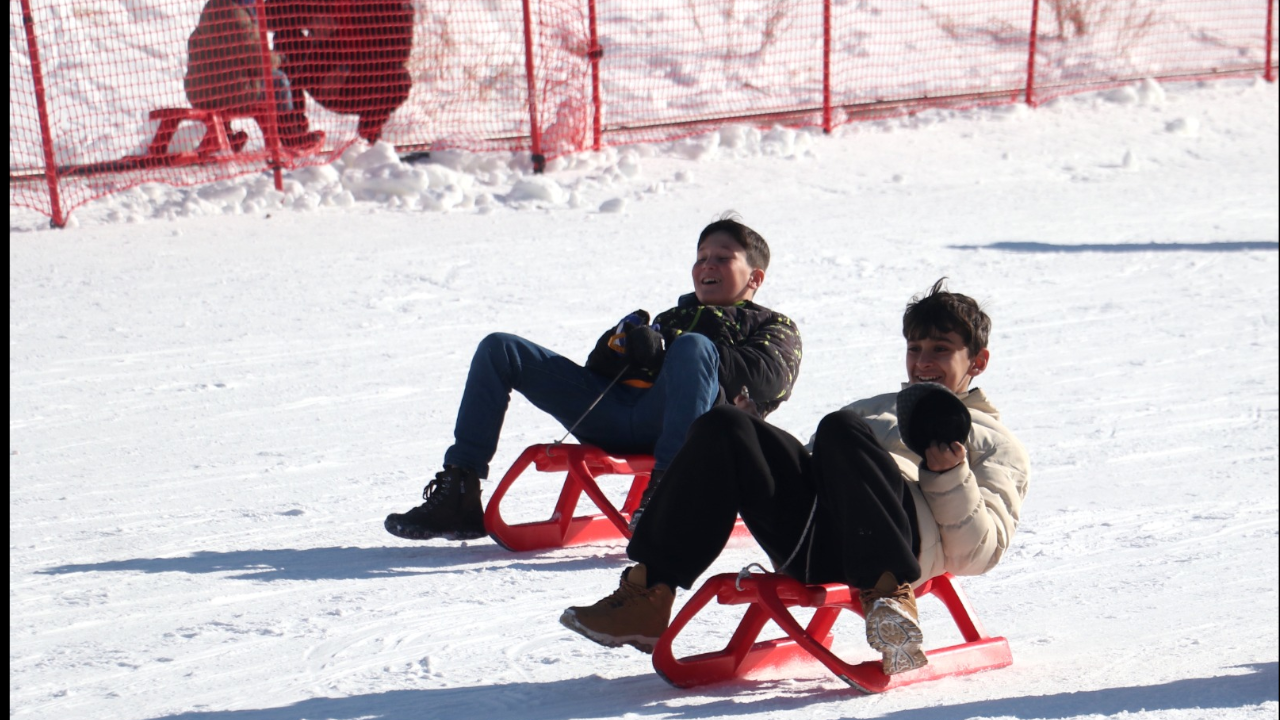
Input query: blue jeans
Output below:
<box><xmin>444</xmin><ymin>332</ymin><xmax>720</xmax><ymax>478</ymax></box>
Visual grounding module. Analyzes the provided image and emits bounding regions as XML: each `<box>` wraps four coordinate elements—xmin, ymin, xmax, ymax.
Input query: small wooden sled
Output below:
<box><xmin>651</xmin><ymin>571</ymin><xmax>1012</xmax><ymax>693</ymax></box>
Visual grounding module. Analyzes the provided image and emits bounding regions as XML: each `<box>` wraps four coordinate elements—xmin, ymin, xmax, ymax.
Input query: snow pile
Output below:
<box><xmin>20</xmin><ymin>122</ymin><xmax>817</xmax><ymax>228</ymax></box>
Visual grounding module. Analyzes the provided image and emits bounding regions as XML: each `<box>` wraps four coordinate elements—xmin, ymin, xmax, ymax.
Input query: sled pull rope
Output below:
<box><xmin>554</xmin><ymin>364</ymin><xmax>631</xmax><ymax>446</ymax></box>
<box><xmin>737</xmin><ymin>494</ymin><xmax>818</xmax><ymax>586</ymax></box>
<box><xmin>735</xmin><ymin>563</ymin><xmax>770</xmax><ymax>590</ymax></box>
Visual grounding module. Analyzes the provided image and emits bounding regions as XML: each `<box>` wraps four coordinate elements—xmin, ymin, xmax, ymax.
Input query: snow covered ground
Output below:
<box><xmin>9</xmin><ymin>76</ymin><xmax>1279</xmax><ymax>720</ymax></box>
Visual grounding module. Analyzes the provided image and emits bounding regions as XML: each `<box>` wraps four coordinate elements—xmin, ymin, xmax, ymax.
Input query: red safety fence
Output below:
<box><xmin>10</xmin><ymin>0</ymin><xmax>1278</xmax><ymax>226</ymax></box>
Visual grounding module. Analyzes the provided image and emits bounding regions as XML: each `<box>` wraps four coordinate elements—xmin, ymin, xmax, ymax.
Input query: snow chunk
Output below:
<box><xmin>292</xmin><ymin>164</ymin><xmax>341</xmax><ymax>187</ymax></box>
<box><xmin>599</xmin><ymin>198</ymin><xmax>626</xmax><ymax>213</ymax></box>
<box><xmin>508</xmin><ymin>177</ymin><xmax>567</xmax><ymax>204</ymax></box>
<box><xmin>343</xmin><ymin>163</ymin><xmax>430</xmax><ymax>198</ymax></box>
<box><xmin>346</xmin><ymin>141</ymin><xmax>401</xmax><ymax>170</ymax></box>
<box><xmin>1104</xmin><ymin>86</ymin><xmax>1139</xmax><ymax>105</ymax></box>
<box><xmin>719</xmin><ymin>124</ymin><xmax>758</xmax><ymax>149</ymax></box>
<box><xmin>616</xmin><ymin>152</ymin><xmax>642</xmax><ymax>178</ymax></box>
<box><xmin>1138</xmin><ymin>78</ymin><xmax>1166</xmax><ymax>107</ymax></box>
<box><xmin>196</xmin><ymin>184</ymin><xmax>247</xmax><ymax>205</ymax></box>
<box><xmin>672</xmin><ymin>133</ymin><xmax>720</xmax><ymax>161</ymax></box>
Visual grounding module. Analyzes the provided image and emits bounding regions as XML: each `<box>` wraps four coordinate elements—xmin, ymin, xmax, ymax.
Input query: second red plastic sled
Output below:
<box><xmin>483</xmin><ymin>443</ymin><xmax>655</xmax><ymax>552</ymax></box>
<box><xmin>484</xmin><ymin>443</ymin><xmax>750</xmax><ymax>552</ymax></box>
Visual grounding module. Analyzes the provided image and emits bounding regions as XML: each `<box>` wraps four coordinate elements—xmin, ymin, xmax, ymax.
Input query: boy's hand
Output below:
<box><xmin>606</xmin><ymin>311</ymin><xmax>650</xmax><ymax>354</ymax></box>
<box><xmin>732</xmin><ymin>390</ymin><xmax>760</xmax><ymax>417</ymax></box>
<box><xmin>924</xmin><ymin>441</ymin><xmax>966</xmax><ymax>473</ymax></box>
<box><xmin>625</xmin><ymin>325</ymin><xmax>665</xmax><ymax>370</ymax></box>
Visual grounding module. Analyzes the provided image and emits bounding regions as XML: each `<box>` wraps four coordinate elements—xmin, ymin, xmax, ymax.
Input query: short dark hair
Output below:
<box><xmin>697</xmin><ymin>211</ymin><xmax>770</xmax><ymax>271</ymax></box>
<box><xmin>903</xmin><ymin>278</ymin><xmax>991</xmax><ymax>355</ymax></box>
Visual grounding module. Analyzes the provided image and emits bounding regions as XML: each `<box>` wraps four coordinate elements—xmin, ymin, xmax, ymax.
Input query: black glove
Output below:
<box><xmin>896</xmin><ymin>382</ymin><xmax>971</xmax><ymax>458</ymax></box>
<box><xmin>625</xmin><ymin>324</ymin><xmax>665</xmax><ymax>370</ymax></box>
<box><xmin>588</xmin><ymin>310</ymin><xmax>649</xmax><ymax>378</ymax></box>
<box><xmin>605</xmin><ymin>311</ymin><xmax>650</xmax><ymax>354</ymax></box>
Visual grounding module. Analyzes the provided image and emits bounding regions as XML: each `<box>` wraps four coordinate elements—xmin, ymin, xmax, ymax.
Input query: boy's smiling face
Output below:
<box><xmin>692</xmin><ymin>232</ymin><xmax>764</xmax><ymax>306</ymax></box>
<box><xmin>906</xmin><ymin>331</ymin><xmax>989</xmax><ymax>394</ymax></box>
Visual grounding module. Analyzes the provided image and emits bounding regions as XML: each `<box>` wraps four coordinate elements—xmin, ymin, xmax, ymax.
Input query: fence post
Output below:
<box><xmin>1267</xmin><ymin>0</ymin><xmax>1276</xmax><ymax>82</ymax></box>
<box><xmin>1025</xmin><ymin>0</ymin><xmax>1041</xmax><ymax>105</ymax></box>
<box><xmin>20</xmin><ymin>0</ymin><xmax>65</xmax><ymax>228</ymax></box>
<box><xmin>521</xmin><ymin>0</ymin><xmax>546</xmax><ymax>172</ymax></box>
<box><xmin>588</xmin><ymin>0</ymin><xmax>603</xmax><ymax>150</ymax></box>
<box><xmin>253</xmin><ymin>0</ymin><xmax>284</xmax><ymax>190</ymax></box>
<box><xmin>822</xmin><ymin>0</ymin><xmax>832</xmax><ymax>132</ymax></box>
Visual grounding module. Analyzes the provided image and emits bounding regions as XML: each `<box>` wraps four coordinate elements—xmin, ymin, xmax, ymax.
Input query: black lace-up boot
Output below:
<box><xmin>384</xmin><ymin>466</ymin><xmax>485</xmax><ymax>540</ymax></box>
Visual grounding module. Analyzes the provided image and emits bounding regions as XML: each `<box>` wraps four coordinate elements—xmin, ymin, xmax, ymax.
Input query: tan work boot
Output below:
<box><xmin>860</xmin><ymin>571</ymin><xmax>927</xmax><ymax>675</ymax></box>
<box><xmin>560</xmin><ymin>564</ymin><xmax>675</xmax><ymax>654</ymax></box>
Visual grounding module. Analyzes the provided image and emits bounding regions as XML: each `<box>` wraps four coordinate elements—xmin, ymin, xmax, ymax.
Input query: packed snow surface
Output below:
<box><xmin>9</xmin><ymin>78</ymin><xmax>1279</xmax><ymax>720</ymax></box>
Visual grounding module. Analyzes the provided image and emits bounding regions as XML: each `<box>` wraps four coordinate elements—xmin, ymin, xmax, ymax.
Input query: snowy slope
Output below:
<box><xmin>9</xmin><ymin>77</ymin><xmax>1279</xmax><ymax>720</ymax></box>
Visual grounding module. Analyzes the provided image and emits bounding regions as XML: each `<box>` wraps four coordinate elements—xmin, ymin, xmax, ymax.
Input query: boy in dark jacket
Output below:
<box><xmin>385</xmin><ymin>215</ymin><xmax>802</xmax><ymax>541</ymax></box>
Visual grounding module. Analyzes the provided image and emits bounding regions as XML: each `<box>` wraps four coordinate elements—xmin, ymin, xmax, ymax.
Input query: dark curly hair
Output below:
<box><xmin>697</xmin><ymin>211</ymin><xmax>770</xmax><ymax>271</ymax></box>
<box><xmin>903</xmin><ymin>278</ymin><xmax>991</xmax><ymax>355</ymax></box>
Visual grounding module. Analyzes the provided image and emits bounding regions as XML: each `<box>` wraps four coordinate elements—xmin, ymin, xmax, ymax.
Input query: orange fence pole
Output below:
<box><xmin>588</xmin><ymin>0</ymin><xmax>604</xmax><ymax>150</ymax></box>
<box><xmin>19</xmin><ymin>0</ymin><xmax>65</xmax><ymax>227</ymax></box>
<box><xmin>822</xmin><ymin>0</ymin><xmax>832</xmax><ymax>133</ymax></box>
<box><xmin>1025</xmin><ymin>0</ymin><xmax>1041</xmax><ymax>105</ymax></box>
<box><xmin>1267</xmin><ymin>0</ymin><xmax>1276</xmax><ymax>82</ymax></box>
<box><xmin>521</xmin><ymin>0</ymin><xmax>546</xmax><ymax>172</ymax></box>
<box><xmin>253</xmin><ymin>0</ymin><xmax>283</xmax><ymax>190</ymax></box>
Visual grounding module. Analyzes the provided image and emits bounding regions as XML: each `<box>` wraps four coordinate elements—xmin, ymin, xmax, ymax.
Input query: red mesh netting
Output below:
<box><xmin>10</xmin><ymin>0</ymin><xmax>1278</xmax><ymax>224</ymax></box>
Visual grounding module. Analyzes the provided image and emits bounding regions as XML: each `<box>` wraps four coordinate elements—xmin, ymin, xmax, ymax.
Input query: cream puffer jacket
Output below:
<box><xmin>832</xmin><ymin>387</ymin><xmax>1030</xmax><ymax>585</ymax></box>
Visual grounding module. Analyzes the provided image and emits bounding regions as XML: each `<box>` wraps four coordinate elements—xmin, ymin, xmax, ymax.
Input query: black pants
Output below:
<box><xmin>628</xmin><ymin>405</ymin><xmax>921</xmax><ymax>591</ymax></box>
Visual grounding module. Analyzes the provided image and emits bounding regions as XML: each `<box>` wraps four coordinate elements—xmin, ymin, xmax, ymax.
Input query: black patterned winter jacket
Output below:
<box><xmin>585</xmin><ymin>293</ymin><xmax>802</xmax><ymax>417</ymax></box>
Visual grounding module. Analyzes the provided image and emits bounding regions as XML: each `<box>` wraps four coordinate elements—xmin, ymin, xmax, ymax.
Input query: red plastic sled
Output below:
<box><xmin>484</xmin><ymin>444</ymin><xmax>655</xmax><ymax>552</ymax></box>
<box><xmin>146</xmin><ymin>108</ymin><xmax>254</xmax><ymax>165</ymax></box>
<box><xmin>652</xmin><ymin>571</ymin><xmax>1012</xmax><ymax>693</ymax></box>
<box><xmin>484</xmin><ymin>443</ymin><xmax>750</xmax><ymax>552</ymax></box>
<box><xmin>143</xmin><ymin>107</ymin><xmax>323</xmax><ymax>167</ymax></box>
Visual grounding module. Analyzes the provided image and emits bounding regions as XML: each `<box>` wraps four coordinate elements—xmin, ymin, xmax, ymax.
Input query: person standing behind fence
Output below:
<box><xmin>267</xmin><ymin>0</ymin><xmax>414</xmax><ymax>145</ymax></box>
<box><xmin>184</xmin><ymin>0</ymin><xmax>322</xmax><ymax>151</ymax></box>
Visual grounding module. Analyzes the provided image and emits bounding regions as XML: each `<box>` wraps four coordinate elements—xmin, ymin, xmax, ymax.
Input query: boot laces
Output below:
<box><xmin>601</xmin><ymin>571</ymin><xmax>647</xmax><ymax>609</ymax></box>
<box><xmin>419</xmin><ymin>472</ymin><xmax>453</xmax><ymax>504</ymax></box>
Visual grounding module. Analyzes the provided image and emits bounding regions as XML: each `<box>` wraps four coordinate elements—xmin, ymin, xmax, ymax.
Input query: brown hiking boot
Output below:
<box><xmin>860</xmin><ymin>571</ymin><xmax>927</xmax><ymax>675</ymax></box>
<box><xmin>560</xmin><ymin>564</ymin><xmax>675</xmax><ymax>654</ymax></box>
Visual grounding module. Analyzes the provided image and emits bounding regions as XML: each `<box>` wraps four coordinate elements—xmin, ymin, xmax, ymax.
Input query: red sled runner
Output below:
<box><xmin>484</xmin><ymin>444</ymin><xmax>749</xmax><ymax>552</ymax></box>
<box><xmin>652</xmin><ymin>571</ymin><xmax>1012</xmax><ymax>693</ymax></box>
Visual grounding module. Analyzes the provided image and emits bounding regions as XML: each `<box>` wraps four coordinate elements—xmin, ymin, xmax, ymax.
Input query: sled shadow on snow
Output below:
<box><xmin>873</xmin><ymin>661</ymin><xmax>1279</xmax><ymax>720</ymax></box>
<box><xmin>137</xmin><ymin>662</ymin><xmax>1277</xmax><ymax>720</ymax></box>
<box><xmin>36</xmin><ymin>542</ymin><xmax>629</xmax><ymax>582</ymax></box>
<box><xmin>949</xmin><ymin>240</ymin><xmax>1279</xmax><ymax>253</ymax></box>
